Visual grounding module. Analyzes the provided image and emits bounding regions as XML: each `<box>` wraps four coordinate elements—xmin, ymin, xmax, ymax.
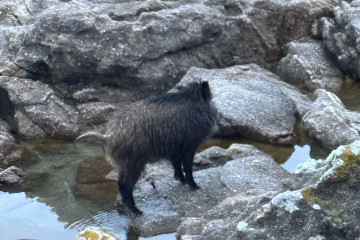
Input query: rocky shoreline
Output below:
<box><xmin>173</xmin><ymin>141</ymin><xmax>360</xmax><ymax>240</ymax></box>
<box><xmin>1</xmin><ymin>0</ymin><xmax>360</xmax><ymax>239</ymax></box>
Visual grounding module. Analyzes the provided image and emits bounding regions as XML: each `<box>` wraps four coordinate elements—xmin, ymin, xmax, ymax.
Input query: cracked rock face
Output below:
<box><xmin>233</xmin><ymin>141</ymin><xmax>360</xmax><ymax>240</ymax></box>
<box><xmin>1</xmin><ymin>0</ymin><xmax>342</xmax><ymax>94</ymax></box>
<box><xmin>14</xmin><ymin>2</ymin><xmax>226</xmax><ymax>93</ymax></box>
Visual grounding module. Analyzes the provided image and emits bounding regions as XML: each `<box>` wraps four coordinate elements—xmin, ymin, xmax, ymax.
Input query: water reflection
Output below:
<box><xmin>281</xmin><ymin>145</ymin><xmax>311</xmax><ymax>173</ymax></box>
<box><xmin>336</xmin><ymin>79</ymin><xmax>360</xmax><ymax>112</ymax></box>
<box><xmin>0</xmin><ymin>191</ymin><xmax>77</xmax><ymax>240</ymax></box>
<box><xmin>201</xmin><ymin>138</ymin><xmax>331</xmax><ymax>172</ymax></box>
<box><xmin>1</xmin><ymin>139</ymin><xmax>130</xmax><ymax>239</ymax></box>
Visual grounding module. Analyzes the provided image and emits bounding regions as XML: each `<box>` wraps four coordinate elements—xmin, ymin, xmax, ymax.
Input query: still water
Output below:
<box><xmin>0</xmin><ymin>139</ymin><xmax>176</xmax><ymax>240</ymax></box>
<box><xmin>0</xmin><ymin>191</ymin><xmax>79</xmax><ymax>240</ymax></box>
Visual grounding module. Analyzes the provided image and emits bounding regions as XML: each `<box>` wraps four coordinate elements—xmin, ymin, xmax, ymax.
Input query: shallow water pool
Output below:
<box><xmin>0</xmin><ymin>137</ymin><xmax>329</xmax><ymax>240</ymax></box>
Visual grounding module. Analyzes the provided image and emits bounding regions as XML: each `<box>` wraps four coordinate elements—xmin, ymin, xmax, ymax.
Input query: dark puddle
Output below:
<box><xmin>0</xmin><ymin>191</ymin><xmax>77</xmax><ymax>240</ymax></box>
<box><xmin>336</xmin><ymin>79</ymin><xmax>360</xmax><ymax>111</ymax></box>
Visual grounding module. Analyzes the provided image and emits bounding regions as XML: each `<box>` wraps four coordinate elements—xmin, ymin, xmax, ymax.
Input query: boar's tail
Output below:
<box><xmin>74</xmin><ymin>131</ymin><xmax>108</xmax><ymax>145</ymax></box>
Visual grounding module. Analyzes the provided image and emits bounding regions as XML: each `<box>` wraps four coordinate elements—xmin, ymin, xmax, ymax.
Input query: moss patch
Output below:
<box><xmin>301</xmin><ymin>187</ymin><xmax>344</xmax><ymax>228</ymax></box>
<box><xmin>330</xmin><ymin>209</ymin><xmax>344</xmax><ymax>228</ymax></box>
<box><xmin>301</xmin><ymin>187</ymin><xmax>329</xmax><ymax>206</ymax></box>
<box><xmin>337</xmin><ymin>146</ymin><xmax>360</xmax><ymax>181</ymax></box>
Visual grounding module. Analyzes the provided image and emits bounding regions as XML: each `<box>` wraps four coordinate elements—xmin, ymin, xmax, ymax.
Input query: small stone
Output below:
<box><xmin>0</xmin><ymin>166</ymin><xmax>25</xmax><ymax>185</ymax></box>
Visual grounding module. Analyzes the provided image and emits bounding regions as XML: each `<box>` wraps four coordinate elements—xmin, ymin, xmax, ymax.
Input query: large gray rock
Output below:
<box><xmin>0</xmin><ymin>26</ymin><xmax>28</xmax><ymax>78</ymax></box>
<box><xmin>0</xmin><ymin>0</ymin><xmax>341</xmax><ymax>97</ymax></box>
<box><xmin>277</xmin><ymin>40</ymin><xmax>344</xmax><ymax>92</ymax></box>
<box><xmin>14</xmin><ymin>2</ymin><xmax>226</xmax><ymax>95</ymax></box>
<box><xmin>77</xmin><ymin>102</ymin><xmax>117</xmax><ymax>126</ymax></box>
<box><xmin>0</xmin><ymin>0</ymin><xmax>60</xmax><ymax>77</ymax></box>
<box><xmin>234</xmin><ymin>141</ymin><xmax>360</xmax><ymax>240</ymax></box>
<box><xmin>120</xmin><ymin>144</ymin><xmax>294</xmax><ymax>237</ymax></box>
<box><xmin>319</xmin><ymin>0</ymin><xmax>360</xmax><ymax>80</ymax></box>
<box><xmin>177</xmin><ymin>193</ymin><xmax>276</xmax><ymax>240</ymax></box>
<box><xmin>0</xmin><ymin>0</ymin><xmax>342</xmax><ymax>138</ymax></box>
<box><xmin>0</xmin><ymin>88</ymin><xmax>21</xmax><ymax>165</ymax></box>
<box><xmin>0</xmin><ymin>76</ymin><xmax>80</xmax><ymax>139</ymax></box>
<box><xmin>303</xmin><ymin>89</ymin><xmax>360</xmax><ymax>149</ymax></box>
<box><xmin>177</xmin><ymin>141</ymin><xmax>360</xmax><ymax>240</ymax></box>
<box><xmin>177</xmin><ymin>64</ymin><xmax>312</xmax><ymax>144</ymax></box>
<box><xmin>213</xmin><ymin>0</ymin><xmax>341</xmax><ymax>66</ymax></box>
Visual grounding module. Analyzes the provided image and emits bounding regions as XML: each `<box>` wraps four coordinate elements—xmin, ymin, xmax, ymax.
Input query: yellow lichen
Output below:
<box><xmin>336</xmin><ymin>146</ymin><xmax>360</xmax><ymax>181</ymax></box>
<box><xmin>330</xmin><ymin>209</ymin><xmax>343</xmax><ymax>228</ymax></box>
<box><xmin>302</xmin><ymin>188</ymin><xmax>344</xmax><ymax>228</ymax></box>
<box><xmin>301</xmin><ymin>187</ymin><xmax>329</xmax><ymax>206</ymax></box>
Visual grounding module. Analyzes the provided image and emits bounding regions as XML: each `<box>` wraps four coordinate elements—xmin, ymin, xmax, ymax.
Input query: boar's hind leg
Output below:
<box><xmin>171</xmin><ymin>159</ymin><xmax>186</xmax><ymax>183</ymax></box>
<box><xmin>118</xmin><ymin>164</ymin><xmax>144</xmax><ymax>215</ymax></box>
<box><xmin>118</xmin><ymin>179</ymin><xmax>142</xmax><ymax>215</ymax></box>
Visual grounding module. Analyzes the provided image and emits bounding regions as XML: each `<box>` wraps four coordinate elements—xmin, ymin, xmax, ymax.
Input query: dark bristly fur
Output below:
<box><xmin>76</xmin><ymin>81</ymin><xmax>218</xmax><ymax>214</ymax></box>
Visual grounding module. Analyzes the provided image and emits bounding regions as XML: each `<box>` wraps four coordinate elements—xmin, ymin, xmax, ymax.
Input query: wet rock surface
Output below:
<box><xmin>121</xmin><ymin>144</ymin><xmax>294</xmax><ymax>236</ymax></box>
<box><xmin>177</xmin><ymin>64</ymin><xmax>311</xmax><ymax>144</ymax></box>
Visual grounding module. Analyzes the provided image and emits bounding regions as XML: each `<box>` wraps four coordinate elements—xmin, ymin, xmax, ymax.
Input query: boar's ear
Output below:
<box><xmin>201</xmin><ymin>81</ymin><xmax>212</xmax><ymax>101</ymax></box>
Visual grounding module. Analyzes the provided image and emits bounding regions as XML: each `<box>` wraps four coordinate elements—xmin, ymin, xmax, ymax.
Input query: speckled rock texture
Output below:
<box><xmin>2</xmin><ymin>0</ymin><xmax>360</xmax><ymax>239</ymax></box>
<box><xmin>177</xmin><ymin>141</ymin><xmax>360</xmax><ymax>240</ymax></box>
